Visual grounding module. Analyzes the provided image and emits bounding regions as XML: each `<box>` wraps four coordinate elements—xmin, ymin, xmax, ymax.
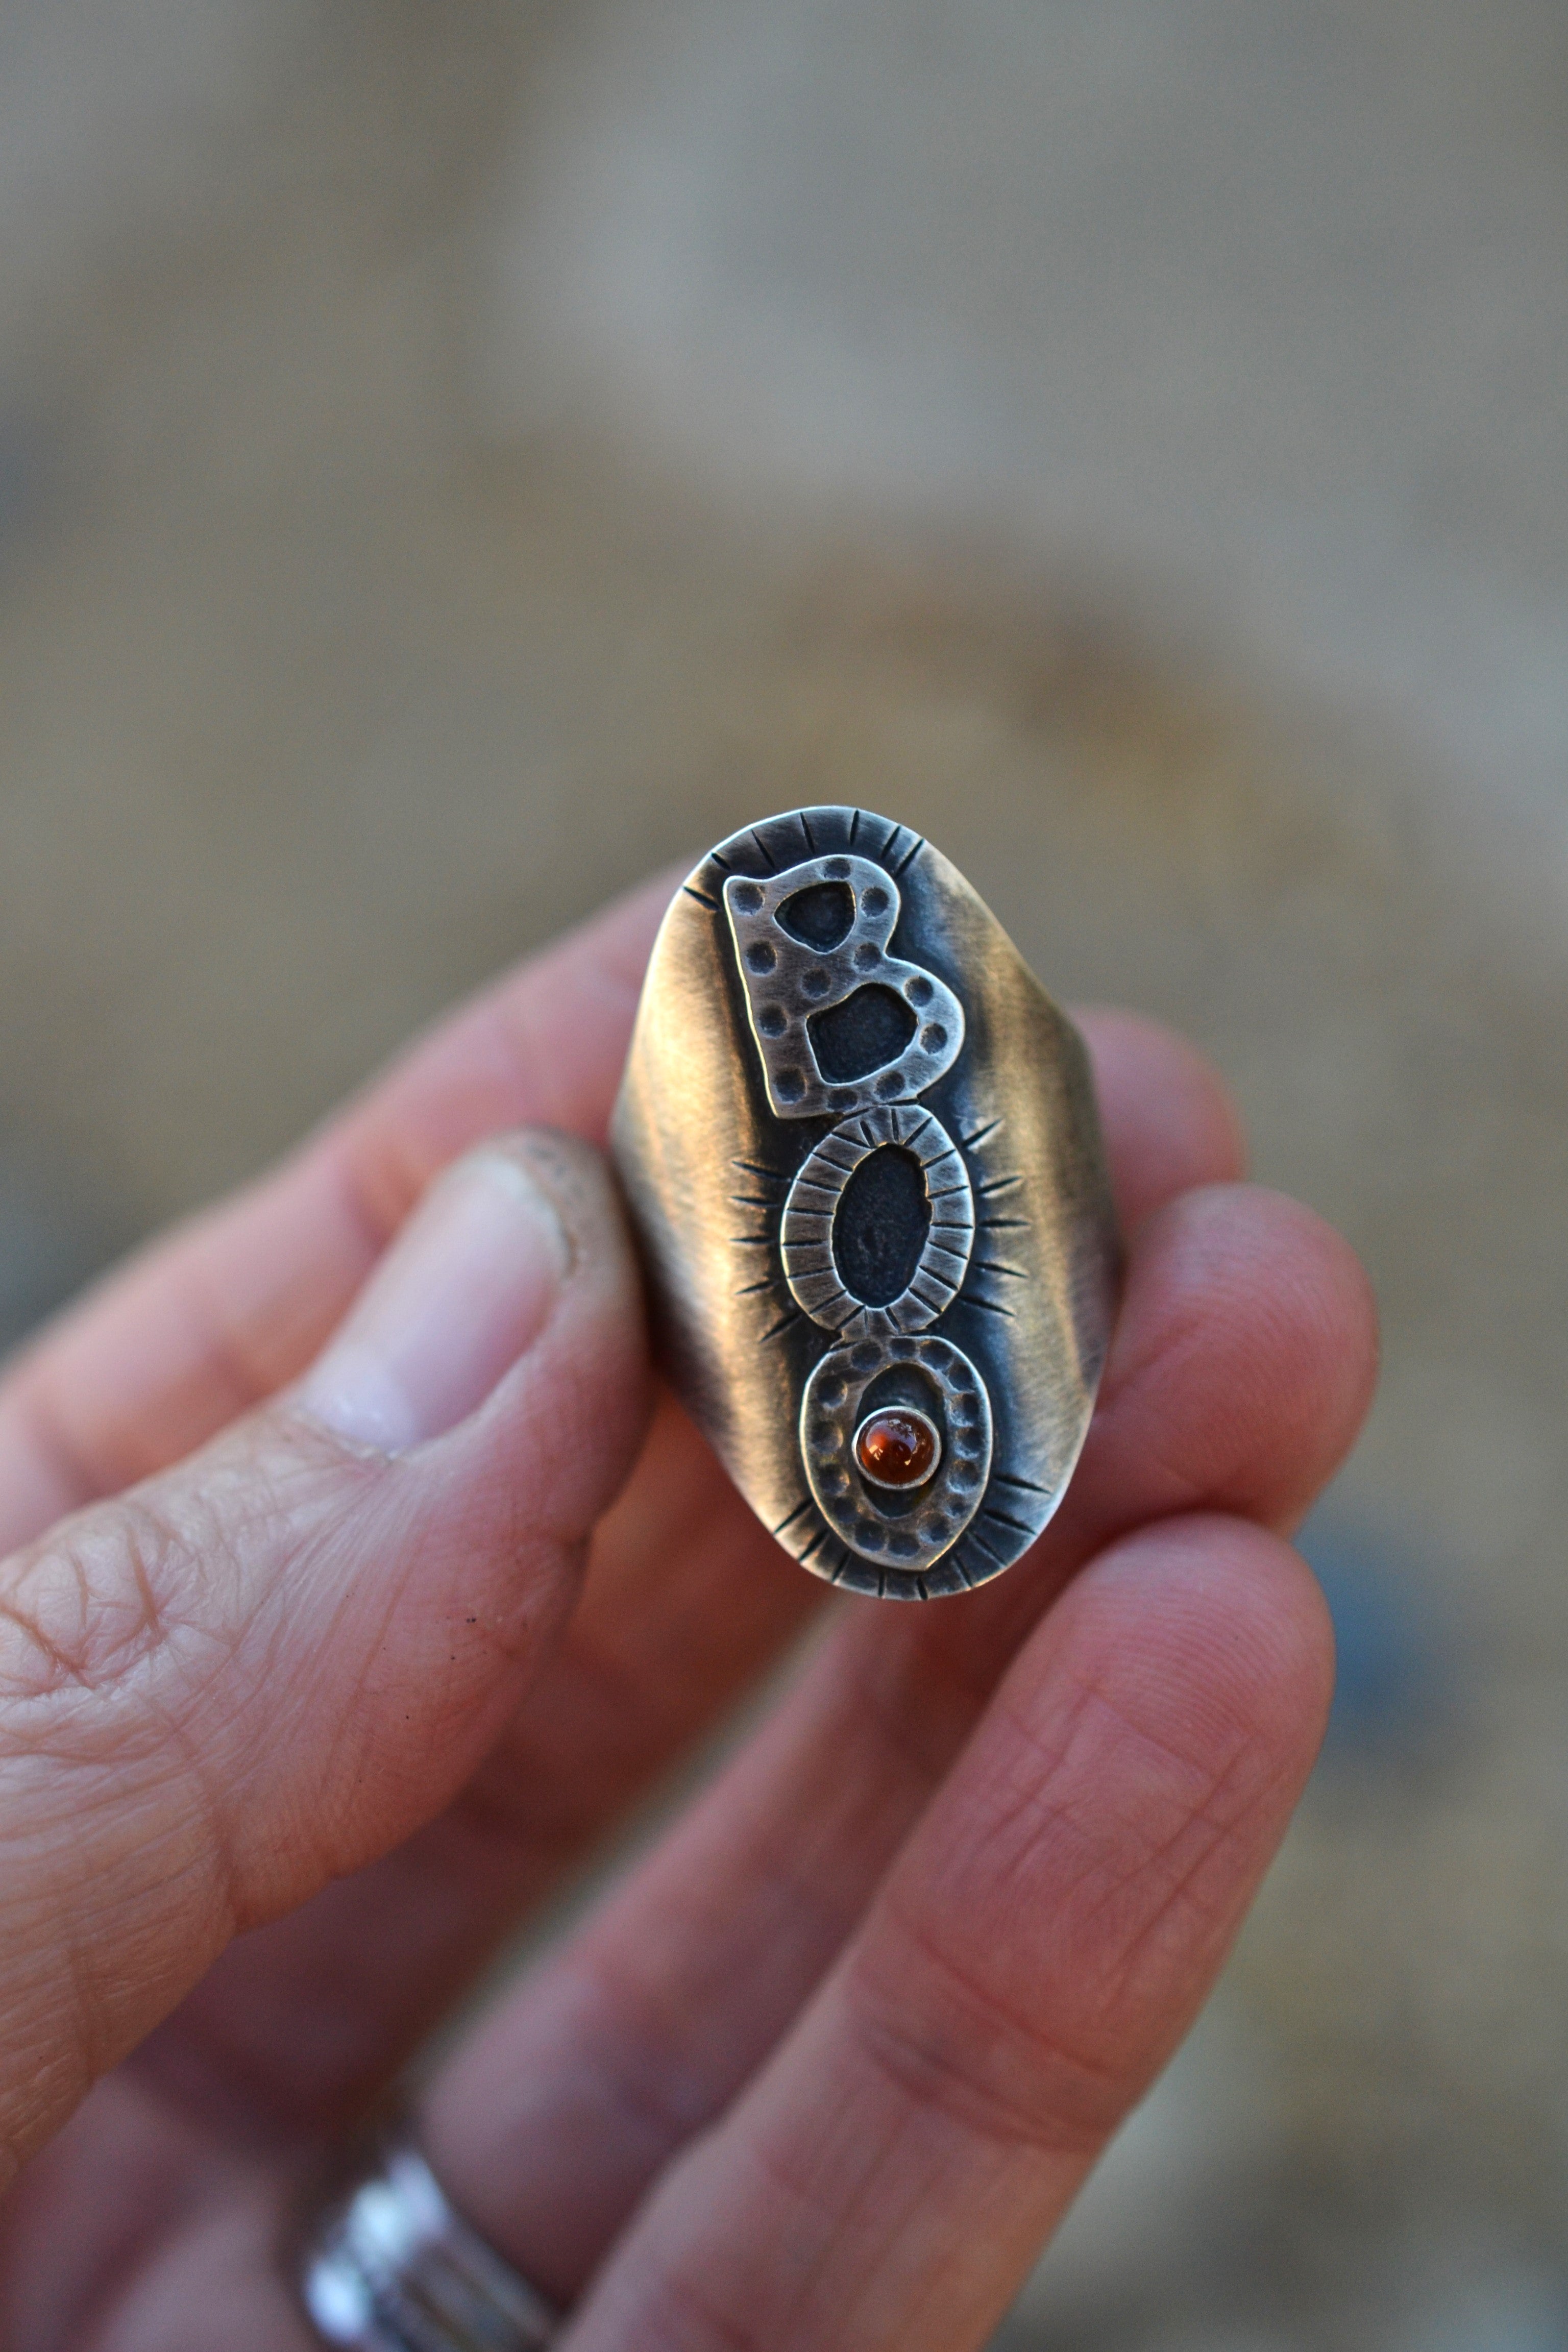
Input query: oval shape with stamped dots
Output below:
<box><xmin>801</xmin><ymin>1334</ymin><xmax>993</xmax><ymax>1591</ymax></box>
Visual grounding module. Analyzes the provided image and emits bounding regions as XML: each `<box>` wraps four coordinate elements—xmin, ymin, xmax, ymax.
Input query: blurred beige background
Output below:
<box><xmin>3</xmin><ymin>3</ymin><xmax>1568</xmax><ymax>2345</ymax></box>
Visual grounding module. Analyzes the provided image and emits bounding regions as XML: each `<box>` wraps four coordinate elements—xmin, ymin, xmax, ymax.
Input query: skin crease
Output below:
<box><xmin>0</xmin><ymin>876</ymin><xmax>1377</xmax><ymax>2352</ymax></box>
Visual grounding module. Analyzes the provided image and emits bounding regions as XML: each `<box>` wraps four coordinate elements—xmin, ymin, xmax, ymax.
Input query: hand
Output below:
<box><xmin>0</xmin><ymin>875</ymin><xmax>1375</xmax><ymax>2351</ymax></box>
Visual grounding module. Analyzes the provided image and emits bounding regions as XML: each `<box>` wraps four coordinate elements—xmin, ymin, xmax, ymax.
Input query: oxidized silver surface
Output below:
<box><xmin>780</xmin><ymin>1102</ymin><xmax>975</xmax><ymax>1337</ymax></box>
<box><xmin>801</xmin><ymin>1330</ymin><xmax>992</xmax><ymax>1573</ymax></box>
<box><xmin>611</xmin><ymin>806</ymin><xmax>1120</xmax><ymax>1600</ymax></box>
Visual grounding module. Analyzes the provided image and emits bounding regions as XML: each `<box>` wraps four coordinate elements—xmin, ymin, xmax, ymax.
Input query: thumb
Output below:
<box><xmin>0</xmin><ymin>1132</ymin><xmax>647</xmax><ymax>2183</ymax></box>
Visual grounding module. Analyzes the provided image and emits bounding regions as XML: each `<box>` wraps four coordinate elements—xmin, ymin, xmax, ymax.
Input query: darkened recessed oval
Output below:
<box><xmin>832</xmin><ymin>1146</ymin><xmax>930</xmax><ymax>1307</ymax></box>
<box><xmin>807</xmin><ymin>983</ymin><xmax>917</xmax><ymax>1082</ymax></box>
<box><xmin>776</xmin><ymin>879</ymin><xmax>856</xmax><ymax>950</ymax></box>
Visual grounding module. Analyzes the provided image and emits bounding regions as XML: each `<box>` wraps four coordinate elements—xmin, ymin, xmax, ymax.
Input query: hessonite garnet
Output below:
<box><xmin>854</xmin><ymin>1407</ymin><xmax>941</xmax><ymax>1490</ymax></box>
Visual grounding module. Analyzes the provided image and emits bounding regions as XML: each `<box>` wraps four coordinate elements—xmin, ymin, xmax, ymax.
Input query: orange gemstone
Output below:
<box><xmin>854</xmin><ymin>1407</ymin><xmax>940</xmax><ymax>1489</ymax></box>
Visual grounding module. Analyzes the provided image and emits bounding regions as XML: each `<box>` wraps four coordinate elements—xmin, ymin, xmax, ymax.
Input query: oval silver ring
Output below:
<box><xmin>779</xmin><ymin>1102</ymin><xmax>975</xmax><ymax>1338</ymax></box>
<box><xmin>611</xmin><ymin>803</ymin><xmax>1121</xmax><ymax>1600</ymax></box>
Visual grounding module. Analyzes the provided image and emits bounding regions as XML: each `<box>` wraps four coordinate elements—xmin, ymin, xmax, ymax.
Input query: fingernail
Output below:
<box><xmin>299</xmin><ymin>1148</ymin><xmax>570</xmax><ymax>1452</ymax></box>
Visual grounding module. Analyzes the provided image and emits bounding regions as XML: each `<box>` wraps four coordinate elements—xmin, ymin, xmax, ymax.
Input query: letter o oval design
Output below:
<box><xmin>801</xmin><ymin>1331</ymin><xmax>994</xmax><ymax>1577</ymax></box>
<box><xmin>780</xmin><ymin>1105</ymin><xmax>975</xmax><ymax>1338</ymax></box>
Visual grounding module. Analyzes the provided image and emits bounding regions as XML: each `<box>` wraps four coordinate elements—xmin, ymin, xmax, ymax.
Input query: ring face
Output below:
<box><xmin>612</xmin><ymin>806</ymin><xmax>1119</xmax><ymax>1600</ymax></box>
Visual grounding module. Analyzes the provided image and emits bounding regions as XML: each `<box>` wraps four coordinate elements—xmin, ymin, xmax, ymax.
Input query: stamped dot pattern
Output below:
<box><xmin>722</xmin><ymin>854</ymin><xmax>965</xmax><ymax>1122</ymax></box>
<box><xmin>800</xmin><ymin>1334</ymin><xmax>994</xmax><ymax>1572</ymax></box>
<box><xmin>720</xmin><ymin>832</ymin><xmax>998</xmax><ymax>1585</ymax></box>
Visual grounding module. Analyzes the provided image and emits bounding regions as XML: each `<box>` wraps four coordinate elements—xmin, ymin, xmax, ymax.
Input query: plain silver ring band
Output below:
<box><xmin>299</xmin><ymin>2133</ymin><xmax>560</xmax><ymax>2351</ymax></box>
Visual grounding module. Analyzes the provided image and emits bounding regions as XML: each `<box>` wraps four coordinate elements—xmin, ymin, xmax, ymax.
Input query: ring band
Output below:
<box><xmin>298</xmin><ymin>2132</ymin><xmax>560</xmax><ymax>2350</ymax></box>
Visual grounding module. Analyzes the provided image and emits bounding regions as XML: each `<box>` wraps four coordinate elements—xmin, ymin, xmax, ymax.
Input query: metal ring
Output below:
<box><xmin>298</xmin><ymin>2133</ymin><xmax>560</xmax><ymax>2352</ymax></box>
<box><xmin>611</xmin><ymin>804</ymin><xmax>1121</xmax><ymax>1599</ymax></box>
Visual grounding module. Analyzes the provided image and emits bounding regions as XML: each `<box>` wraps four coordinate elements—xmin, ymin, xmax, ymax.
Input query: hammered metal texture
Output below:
<box><xmin>722</xmin><ymin>851</ymin><xmax>965</xmax><ymax>1118</ymax></box>
<box><xmin>801</xmin><ymin>1332</ymin><xmax>993</xmax><ymax>1572</ymax></box>
<box><xmin>611</xmin><ymin>806</ymin><xmax>1120</xmax><ymax>1600</ymax></box>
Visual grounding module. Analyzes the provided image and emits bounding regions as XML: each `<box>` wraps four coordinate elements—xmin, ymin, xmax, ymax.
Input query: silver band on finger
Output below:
<box><xmin>298</xmin><ymin>2133</ymin><xmax>560</xmax><ymax>2351</ymax></box>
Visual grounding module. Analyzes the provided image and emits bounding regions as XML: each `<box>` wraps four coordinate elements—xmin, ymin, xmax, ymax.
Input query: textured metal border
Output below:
<box><xmin>800</xmin><ymin>1332</ymin><xmax>994</xmax><ymax>1576</ymax></box>
<box><xmin>779</xmin><ymin>1103</ymin><xmax>975</xmax><ymax>1338</ymax></box>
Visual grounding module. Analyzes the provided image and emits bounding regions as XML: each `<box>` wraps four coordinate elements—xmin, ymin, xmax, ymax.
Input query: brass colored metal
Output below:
<box><xmin>611</xmin><ymin>807</ymin><xmax>1119</xmax><ymax>1600</ymax></box>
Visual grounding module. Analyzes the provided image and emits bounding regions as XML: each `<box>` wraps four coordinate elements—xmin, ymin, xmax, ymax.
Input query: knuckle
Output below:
<box><xmin>0</xmin><ymin>1409</ymin><xmax>323</xmax><ymax>1720</ymax></box>
<box><xmin>0</xmin><ymin>1490</ymin><xmax>251</xmax><ymax>1964</ymax></box>
<box><xmin>629</xmin><ymin>2260</ymin><xmax>776</xmax><ymax>2352</ymax></box>
<box><xmin>843</xmin><ymin>1916</ymin><xmax>1122</xmax><ymax>2161</ymax></box>
<box><xmin>0</xmin><ymin>1495</ymin><xmax>196</xmax><ymax>1708</ymax></box>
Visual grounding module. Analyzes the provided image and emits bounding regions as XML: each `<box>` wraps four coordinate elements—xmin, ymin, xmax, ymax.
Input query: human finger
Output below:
<box><xmin>423</xmin><ymin>1184</ymin><xmax>1375</xmax><ymax>2301</ymax></box>
<box><xmin>1073</xmin><ymin>1007</ymin><xmax>1245</xmax><ymax>1232</ymax></box>
<box><xmin>557</xmin><ymin>1515</ymin><xmax>1333</xmax><ymax>2352</ymax></box>
<box><xmin>0</xmin><ymin>874</ymin><xmax>674</xmax><ymax>1554</ymax></box>
<box><xmin>128</xmin><ymin>1013</ymin><xmax>1250</xmax><ymax>2139</ymax></box>
<box><xmin>0</xmin><ymin>1132</ymin><xmax>647</xmax><ymax>2187</ymax></box>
